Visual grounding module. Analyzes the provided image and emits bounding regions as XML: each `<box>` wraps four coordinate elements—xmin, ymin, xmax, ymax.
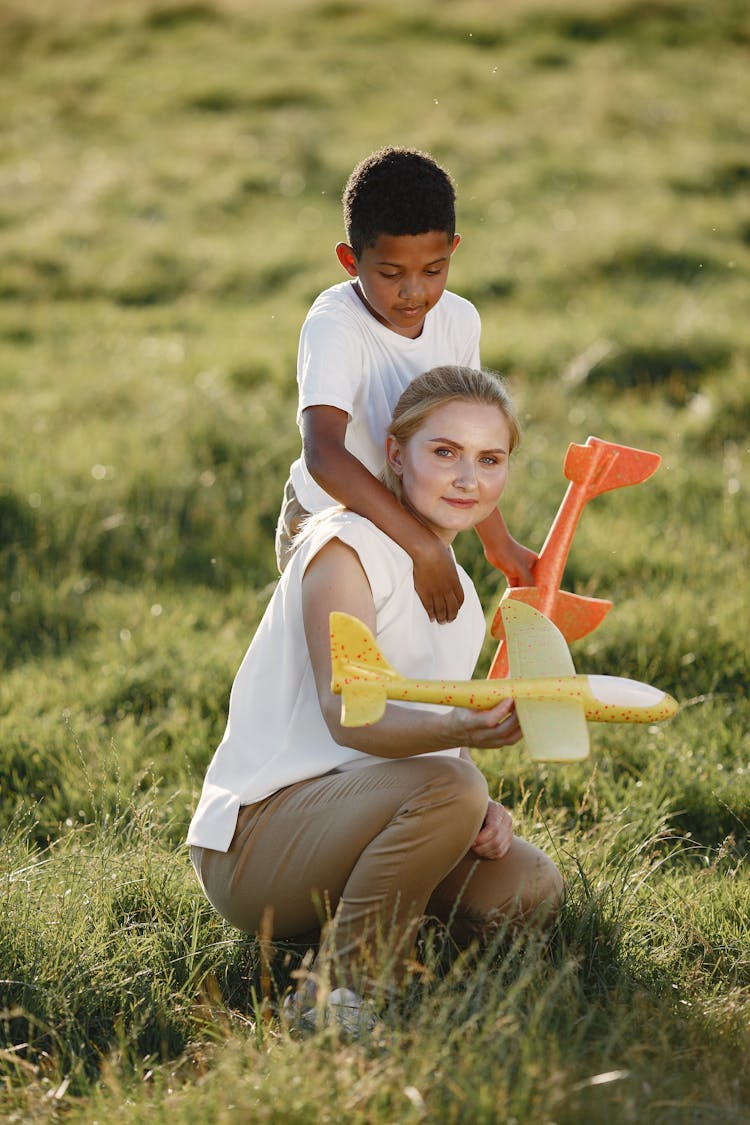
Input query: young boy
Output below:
<box><xmin>276</xmin><ymin>146</ymin><xmax>535</xmax><ymax>623</ymax></box>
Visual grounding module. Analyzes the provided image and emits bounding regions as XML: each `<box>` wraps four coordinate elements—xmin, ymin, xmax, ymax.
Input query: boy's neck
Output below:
<box><xmin>351</xmin><ymin>281</ymin><xmax>425</xmax><ymax>340</ymax></box>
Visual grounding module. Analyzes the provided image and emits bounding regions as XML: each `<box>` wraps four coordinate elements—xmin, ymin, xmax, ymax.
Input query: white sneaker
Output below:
<box><xmin>325</xmin><ymin>988</ymin><xmax>375</xmax><ymax>1036</ymax></box>
<box><xmin>282</xmin><ymin>986</ymin><xmax>377</xmax><ymax>1038</ymax></box>
<box><xmin>281</xmin><ymin>987</ymin><xmax>317</xmax><ymax>1033</ymax></box>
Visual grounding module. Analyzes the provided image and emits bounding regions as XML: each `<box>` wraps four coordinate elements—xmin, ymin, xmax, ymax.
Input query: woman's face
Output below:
<box><xmin>385</xmin><ymin>400</ymin><xmax>512</xmax><ymax>544</ymax></box>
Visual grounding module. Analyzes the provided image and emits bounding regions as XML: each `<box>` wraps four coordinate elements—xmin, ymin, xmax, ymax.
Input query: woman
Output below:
<box><xmin>188</xmin><ymin>366</ymin><xmax>562</xmax><ymax>1026</ymax></box>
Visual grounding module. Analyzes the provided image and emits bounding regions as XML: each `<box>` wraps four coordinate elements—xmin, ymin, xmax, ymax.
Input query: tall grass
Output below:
<box><xmin>1</xmin><ymin>0</ymin><xmax>748</xmax><ymax>1119</ymax></box>
<box><xmin>2</xmin><ymin>796</ymin><xmax>747</xmax><ymax>1122</ymax></box>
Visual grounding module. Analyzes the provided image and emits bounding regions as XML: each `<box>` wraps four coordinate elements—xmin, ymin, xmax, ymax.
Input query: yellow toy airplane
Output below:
<box><xmin>329</xmin><ymin>603</ymin><xmax>678</xmax><ymax>762</ymax></box>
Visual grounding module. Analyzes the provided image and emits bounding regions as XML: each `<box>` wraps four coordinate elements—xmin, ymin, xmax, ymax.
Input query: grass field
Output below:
<box><xmin>1</xmin><ymin>0</ymin><xmax>749</xmax><ymax>1120</ymax></box>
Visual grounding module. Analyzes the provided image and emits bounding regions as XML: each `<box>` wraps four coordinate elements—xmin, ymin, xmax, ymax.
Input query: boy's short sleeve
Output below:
<box><xmin>296</xmin><ymin>303</ymin><xmax>365</xmax><ymax>422</ymax></box>
<box><xmin>463</xmin><ymin>302</ymin><xmax>481</xmax><ymax>369</ymax></box>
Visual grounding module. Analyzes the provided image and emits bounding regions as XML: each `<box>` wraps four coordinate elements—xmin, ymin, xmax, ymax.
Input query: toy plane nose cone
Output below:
<box><xmin>588</xmin><ymin>675</ymin><xmax>679</xmax><ymax>718</ymax></box>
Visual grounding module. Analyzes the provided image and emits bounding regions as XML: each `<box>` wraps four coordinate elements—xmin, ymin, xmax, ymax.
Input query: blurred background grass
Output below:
<box><xmin>0</xmin><ymin>0</ymin><xmax>748</xmax><ymax>1118</ymax></box>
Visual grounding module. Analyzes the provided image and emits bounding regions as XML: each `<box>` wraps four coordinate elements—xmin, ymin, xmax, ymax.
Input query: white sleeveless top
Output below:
<box><xmin>187</xmin><ymin>511</ymin><xmax>486</xmax><ymax>851</ymax></box>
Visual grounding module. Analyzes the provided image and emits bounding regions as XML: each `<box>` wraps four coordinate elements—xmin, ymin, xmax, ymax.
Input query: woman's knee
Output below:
<box><xmin>438</xmin><ymin>837</ymin><xmax>563</xmax><ymax>944</ymax></box>
<box><xmin>517</xmin><ymin>846</ymin><xmax>564</xmax><ymax>923</ymax></box>
<box><xmin>400</xmin><ymin>756</ymin><xmax>489</xmax><ymax>866</ymax></box>
<box><xmin>410</xmin><ymin>755</ymin><xmax>488</xmax><ymax>825</ymax></box>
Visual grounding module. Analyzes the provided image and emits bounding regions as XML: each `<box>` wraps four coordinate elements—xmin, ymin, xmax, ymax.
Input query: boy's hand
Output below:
<box><xmin>412</xmin><ymin>532</ymin><xmax>464</xmax><ymax>623</ymax></box>
<box><xmin>475</xmin><ymin>508</ymin><xmax>537</xmax><ymax>587</ymax></box>
<box><xmin>485</xmin><ymin>534</ymin><xmax>538</xmax><ymax>588</ymax></box>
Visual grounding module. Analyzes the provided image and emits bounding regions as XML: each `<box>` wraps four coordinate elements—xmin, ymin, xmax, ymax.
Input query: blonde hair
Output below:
<box><xmin>383</xmin><ymin>366</ymin><xmax>520</xmax><ymax>498</ymax></box>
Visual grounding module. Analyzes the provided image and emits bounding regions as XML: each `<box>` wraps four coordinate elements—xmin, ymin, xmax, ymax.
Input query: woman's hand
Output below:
<box><xmin>471</xmin><ymin>799</ymin><xmax>514</xmax><ymax>860</ymax></box>
<box><xmin>453</xmin><ymin>698</ymin><xmax>523</xmax><ymax>750</ymax></box>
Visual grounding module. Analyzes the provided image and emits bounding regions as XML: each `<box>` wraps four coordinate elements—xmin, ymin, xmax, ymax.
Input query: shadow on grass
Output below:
<box><xmin>595</xmin><ymin>246</ymin><xmax>723</xmax><ymax>284</ymax></box>
<box><xmin>673</xmin><ymin>159</ymin><xmax>750</xmax><ymax>197</ymax></box>
<box><xmin>520</xmin><ymin>0</ymin><xmax>745</xmax><ymax>48</ymax></box>
<box><xmin>575</xmin><ymin>340</ymin><xmax>731</xmax><ymax>399</ymax></box>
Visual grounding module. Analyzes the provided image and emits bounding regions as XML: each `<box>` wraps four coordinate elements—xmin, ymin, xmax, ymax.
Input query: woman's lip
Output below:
<box><xmin>442</xmin><ymin>497</ymin><xmax>477</xmax><ymax>508</ymax></box>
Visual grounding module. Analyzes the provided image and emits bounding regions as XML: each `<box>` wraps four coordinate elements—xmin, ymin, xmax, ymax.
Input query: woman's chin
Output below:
<box><xmin>423</xmin><ymin>514</ymin><xmax>483</xmax><ymax>541</ymax></box>
<box><xmin>438</xmin><ymin>501</ymin><xmax>495</xmax><ymax>533</ymax></box>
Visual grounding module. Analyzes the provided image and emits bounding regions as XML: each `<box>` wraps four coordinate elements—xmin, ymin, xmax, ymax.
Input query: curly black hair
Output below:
<box><xmin>342</xmin><ymin>147</ymin><xmax>456</xmax><ymax>258</ymax></box>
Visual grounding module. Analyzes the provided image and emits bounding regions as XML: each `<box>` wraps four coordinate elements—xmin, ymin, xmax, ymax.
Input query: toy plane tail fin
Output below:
<box><xmin>564</xmin><ymin>437</ymin><xmax>660</xmax><ymax>492</ymax></box>
<box><xmin>329</xmin><ymin>611</ymin><xmax>398</xmax><ymax>726</ymax></box>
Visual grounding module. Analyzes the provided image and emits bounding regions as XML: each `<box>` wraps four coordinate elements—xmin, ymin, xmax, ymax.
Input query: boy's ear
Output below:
<box><xmin>335</xmin><ymin>242</ymin><xmax>359</xmax><ymax>277</ymax></box>
<box><xmin>385</xmin><ymin>435</ymin><xmax>403</xmax><ymax>475</ymax></box>
<box><xmin>451</xmin><ymin>233</ymin><xmax>461</xmax><ymax>253</ymax></box>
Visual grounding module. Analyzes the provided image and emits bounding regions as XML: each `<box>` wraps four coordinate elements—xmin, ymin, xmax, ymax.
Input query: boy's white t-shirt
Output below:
<box><xmin>187</xmin><ymin>511</ymin><xmax>486</xmax><ymax>853</ymax></box>
<box><xmin>289</xmin><ymin>281</ymin><xmax>481</xmax><ymax>513</ymax></box>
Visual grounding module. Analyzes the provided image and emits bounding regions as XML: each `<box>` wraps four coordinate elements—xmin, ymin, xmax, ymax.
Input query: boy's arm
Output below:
<box><xmin>302</xmin><ymin>405</ymin><xmax>464</xmax><ymax>623</ymax></box>
<box><xmin>474</xmin><ymin>506</ymin><xmax>537</xmax><ymax>587</ymax></box>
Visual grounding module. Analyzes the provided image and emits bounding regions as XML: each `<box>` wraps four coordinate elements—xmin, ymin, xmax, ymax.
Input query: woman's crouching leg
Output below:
<box><xmin>190</xmin><ymin>756</ymin><xmax>491</xmax><ymax>990</ymax></box>
<box><xmin>427</xmin><ymin>835</ymin><xmax>563</xmax><ymax>947</ymax></box>
<box><xmin>317</xmin><ymin>756</ymin><xmax>490</xmax><ymax>988</ymax></box>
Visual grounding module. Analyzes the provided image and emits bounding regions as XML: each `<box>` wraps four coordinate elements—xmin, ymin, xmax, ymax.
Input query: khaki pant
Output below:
<box><xmin>191</xmin><ymin>755</ymin><xmax>562</xmax><ymax>989</ymax></box>
<box><xmin>274</xmin><ymin>476</ymin><xmax>309</xmax><ymax>573</ymax></box>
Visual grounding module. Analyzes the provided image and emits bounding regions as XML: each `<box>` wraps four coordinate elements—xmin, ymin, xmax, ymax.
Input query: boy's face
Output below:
<box><xmin>336</xmin><ymin>231</ymin><xmax>460</xmax><ymax>339</ymax></box>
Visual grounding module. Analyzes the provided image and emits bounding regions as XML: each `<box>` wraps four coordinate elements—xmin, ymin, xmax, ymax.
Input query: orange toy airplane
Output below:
<box><xmin>489</xmin><ymin>436</ymin><xmax>661</xmax><ymax>679</ymax></box>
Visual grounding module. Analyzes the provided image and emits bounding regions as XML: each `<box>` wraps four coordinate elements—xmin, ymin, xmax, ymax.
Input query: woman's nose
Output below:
<box><xmin>454</xmin><ymin>458</ymin><xmax>477</xmax><ymax>489</ymax></box>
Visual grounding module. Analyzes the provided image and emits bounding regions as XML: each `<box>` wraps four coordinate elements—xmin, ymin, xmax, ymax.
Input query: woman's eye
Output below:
<box><xmin>434</xmin><ymin>447</ymin><xmax>453</xmax><ymax>458</ymax></box>
<box><xmin>480</xmin><ymin>456</ymin><xmax>499</xmax><ymax>466</ymax></box>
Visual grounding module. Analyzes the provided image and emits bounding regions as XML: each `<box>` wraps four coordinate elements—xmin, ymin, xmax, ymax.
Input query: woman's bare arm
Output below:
<box><xmin>301</xmin><ymin>538</ymin><xmax>522</xmax><ymax>758</ymax></box>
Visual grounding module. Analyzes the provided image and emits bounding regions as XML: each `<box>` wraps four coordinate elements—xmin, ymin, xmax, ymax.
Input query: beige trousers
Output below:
<box><xmin>191</xmin><ymin>755</ymin><xmax>562</xmax><ymax>989</ymax></box>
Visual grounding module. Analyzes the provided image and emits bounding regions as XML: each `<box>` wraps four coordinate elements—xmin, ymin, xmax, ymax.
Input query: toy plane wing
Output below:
<box><xmin>501</xmin><ymin>600</ymin><xmax>590</xmax><ymax>760</ymax></box>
